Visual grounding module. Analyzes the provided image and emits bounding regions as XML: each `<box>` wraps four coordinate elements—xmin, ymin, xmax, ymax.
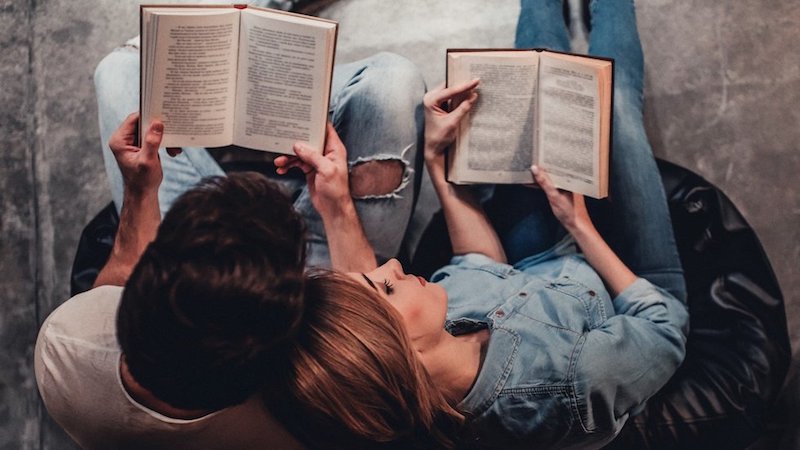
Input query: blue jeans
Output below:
<box><xmin>497</xmin><ymin>0</ymin><xmax>686</xmax><ymax>302</ymax></box>
<box><xmin>95</xmin><ymin>41</ymin><xmax>424</xmax><ymax>268</ymax></box>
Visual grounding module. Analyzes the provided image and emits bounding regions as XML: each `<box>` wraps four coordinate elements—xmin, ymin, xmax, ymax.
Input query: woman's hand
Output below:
<box><xmin>533</xmin><ymin>165</ymin><xmax>637</xmax><ymax>296</ymax></box>
<box><xmin>531</xmin><ymin>165</ymin><xmax>593</xmax><ymax>234</ymax></box>
<box><xmin>275</xmin><ymin>122</ymin><xmax>352</xmax><ymax>219</ymax></box>
<box><xmin>276</xmin><ymin>122</ymin><xmax>378</xmax><ymax>271</ymax></box>
<box><xmin>422</xmin><ymin>79</ymin><xmax>480</xmax><ymax>164</ymax></box>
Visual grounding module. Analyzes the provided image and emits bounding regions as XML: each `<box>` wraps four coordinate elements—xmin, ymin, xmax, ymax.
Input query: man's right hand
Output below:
<box><xmin>109</xmin><ymin>113</ymin><xmax>164</xmax><ymax>196</ymax></box>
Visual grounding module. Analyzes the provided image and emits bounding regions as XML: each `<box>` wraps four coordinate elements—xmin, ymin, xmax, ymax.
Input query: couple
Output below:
<box><xmin>35</xmin><ymin>0</ymin><xmax>688</xmax><ymax>448</ymax></box>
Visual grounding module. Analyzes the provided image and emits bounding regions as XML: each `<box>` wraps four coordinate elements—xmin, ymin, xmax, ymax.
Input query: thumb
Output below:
<box><xmin>293</xmin><ymin>142</ymin><xmax>327</xmax><ymax>170</ymax></box>
<box><xmin>449</xmin><ymin>91</ymin><xmax>478</xmax><ymax>123</ymax></box>
<box><xmin>143</xmin><ymin>121</ymin><xmax>164</xmax><ymax>156</ymax></box>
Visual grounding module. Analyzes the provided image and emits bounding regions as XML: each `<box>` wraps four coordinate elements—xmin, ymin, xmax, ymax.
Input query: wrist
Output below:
<box><xmin>424</xmin><ymin>145</ymin><xmax>446</xmax><ymax>171</ymax></box>
<box><xmin>566</xmin><ymin>217</ymin><xmax>598</xmax><ymax>242</ymax></box>
<box><xmin>123</xmin><ymin>186</ymin><xmax>159</xmax><ymax>204</ymax></box>
<box><xmin>319</xmin><ymin>196</ymin><xmax>357</xmax><ymax>222</ymax></box>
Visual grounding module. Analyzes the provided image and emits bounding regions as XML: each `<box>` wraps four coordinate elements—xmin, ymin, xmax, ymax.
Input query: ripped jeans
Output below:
<box><xmin>94</xmin><ymin>38</ymin><xmax>425</xmax><ymax>268</ymax></box>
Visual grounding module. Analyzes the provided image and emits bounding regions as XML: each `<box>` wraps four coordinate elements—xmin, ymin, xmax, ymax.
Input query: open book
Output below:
<box><xmin>446</xmin><ymin>49</ymin><xmax>613</xmax><ymax>199</ymax></box>
<box><xmin>140</xmin><ymin>4</ymin><xmax>338</xmax><ymax>155</ymax></box>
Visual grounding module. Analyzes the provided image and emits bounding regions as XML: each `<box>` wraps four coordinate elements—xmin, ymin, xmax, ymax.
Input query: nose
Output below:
<box><xmin>385</xmin><ymin>258</ymin><xmax>405</xmax><ymax>277</ymax></box>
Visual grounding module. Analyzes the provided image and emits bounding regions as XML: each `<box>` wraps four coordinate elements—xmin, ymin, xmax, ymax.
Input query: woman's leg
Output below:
<box><xmin>296</xmin><ymin>52</ymin><xmax>425</xmax><ymax>268</ymax></box>
<box><xmin>515</xmin><ymin>0</ymin><xmax>571</xmax><ymax>51</ymax></box>
<box><xmin>94</xmin><ymin>39</ymin><xmax>223</xmax><ymax>217</ymax></box>
<box><xmin>586</xmin><ymin>0</ymin><xmax>686</xmax><ymax>301</ymax></box>
<box><xmin>489</xmin><ymin>0</ymin><xmax>572</xmax><ymax>264</ymax></box>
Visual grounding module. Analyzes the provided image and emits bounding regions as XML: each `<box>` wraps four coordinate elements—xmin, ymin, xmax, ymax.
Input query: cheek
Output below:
<box><xmin>402</xmin><ymin>303</ymin><xmax>427</xmax><ymax>324</ymax></box>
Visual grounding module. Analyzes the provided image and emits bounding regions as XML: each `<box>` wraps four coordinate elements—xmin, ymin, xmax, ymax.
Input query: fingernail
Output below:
<box><xmin>531</xmin><ymin>165</ymin><xmax>539</xmax><ymax>174</ymax></box>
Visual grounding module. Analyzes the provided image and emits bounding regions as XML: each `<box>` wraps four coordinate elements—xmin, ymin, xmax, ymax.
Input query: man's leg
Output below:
<box><xmin>94</xmin><ymin>39</ymin><xmax>224</xmax><ymax>217</ymax></box>
<box><xmin>296</xmin><ymin>52</ymin><xmax>425</xmax><ymax>267</ymax></box>
<box><xmin>587</xmin><ymin>0</ymin><xmax>686</xmax><ymax>301</ymax></box>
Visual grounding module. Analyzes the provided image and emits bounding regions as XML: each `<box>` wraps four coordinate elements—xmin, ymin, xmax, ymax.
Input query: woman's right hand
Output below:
<box><xmin>275</xmin><ymin>122</ymin><xmax>352</xmax><ymax>220</ymax></box>
<box><xmin>531</xmin><ymin>165</ymin><xmax>593</xmax><ymax>234</ymax></box>
<box><xmin>422</xmin><ymin>79</ymin><xmax>480</xmax><ymax>164</ymax></box>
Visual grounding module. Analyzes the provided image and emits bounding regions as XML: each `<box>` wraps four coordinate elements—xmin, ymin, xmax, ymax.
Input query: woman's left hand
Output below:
<box><xmin>422</xmin><ymin>79</ymin><xmax>480</xmax><ymax>163</ymax></box>
<box><xmin>275</xmin><ymin>122</ymin><xmax>352</xmax><ymax>218</ymax></box>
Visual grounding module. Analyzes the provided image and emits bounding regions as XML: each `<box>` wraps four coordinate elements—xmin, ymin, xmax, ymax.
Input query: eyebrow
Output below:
<box><xmin>360</xmin><ymin>273</ymin><xmax>378</xmax><ymax>292</ymax></box>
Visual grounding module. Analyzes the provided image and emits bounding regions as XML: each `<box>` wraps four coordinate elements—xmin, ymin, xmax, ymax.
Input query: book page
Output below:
<box><xmin>448</xmin><ymin>51</ymin><xmax>538</xmax><ymax>184</ymax></box>
<box><xmin>537</xmin><ymin>53</ymin><xmax>604</xmax><ymax>197</ymax></box>
<box><xmin>143</xmin><ymin>9</ymin><xmax>240</xmax><ymax>148</ymax></box>
<box><xmin>233</xmin><ymin>9</ymin><xmax>336</xmax><ymax>155</ymax></box>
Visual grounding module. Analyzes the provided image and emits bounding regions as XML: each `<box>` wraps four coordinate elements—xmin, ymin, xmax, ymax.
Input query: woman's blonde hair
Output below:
<box><xmin>263</xmin><ymin>269</ymin><xmax>463</xmax><ymax>449</ymax></box>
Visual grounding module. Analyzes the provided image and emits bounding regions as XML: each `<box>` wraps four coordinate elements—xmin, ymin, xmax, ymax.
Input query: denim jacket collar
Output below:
<box><xmin>457</xmin><ymin>324</ymin><xmax>520</xmax><ymax>415</ymax></box>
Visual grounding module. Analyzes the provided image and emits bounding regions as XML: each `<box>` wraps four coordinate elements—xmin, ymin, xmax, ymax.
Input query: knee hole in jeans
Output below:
<box><xmin>349</xmin><ymin>159</ymin><xmax>405</xmax><ymax>198</ymax></box>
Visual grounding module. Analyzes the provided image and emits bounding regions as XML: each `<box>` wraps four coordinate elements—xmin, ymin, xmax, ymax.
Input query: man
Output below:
<box><xmin>35</xmin><ymin>115</ymin><xmax>310</xmax><ymax>449</ymax></box>
<box><xmin>35</xmin><ymin>27</ymin><xmax>425</xmax><ymax>449</ymax></box>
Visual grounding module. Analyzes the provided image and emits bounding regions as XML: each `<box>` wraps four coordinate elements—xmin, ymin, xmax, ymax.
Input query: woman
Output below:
<box><xmin>266</xmin><ymin>0</ymin><xmax>689</xmax><ymax>448</ymax></box>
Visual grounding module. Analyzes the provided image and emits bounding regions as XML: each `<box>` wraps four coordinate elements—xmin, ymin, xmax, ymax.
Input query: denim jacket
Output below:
<box><xmin>432</xmin><ymin>240</ymin><xmax>689</xmax><ymax>449</ymax></box>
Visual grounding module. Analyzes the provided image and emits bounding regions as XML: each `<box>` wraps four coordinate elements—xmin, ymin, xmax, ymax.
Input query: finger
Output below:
<box><xmin>166</xmin><ymin>147</ymin><xmax>182</xmax><ymax>157</ymax></box>
<box><xmin>142</xmin><ymin>120</ymin><xmax>164</xmax><ymax>158</ymax></box>
<box><xmin>293</xmin><ymin>142</ymin><xmax>329</xmax><ymax>172</ymax></box>
<box><xmin>422</xmin><ymin>83</ymin><xmax>445</xmax><ymax>107</ymax></box>
<box><xmin>276</xmin><ymin>158</ymin><xmax>312</xmax><ymax>175</ymax></box>
<box><xmin>531</xmin><ymin>165</ymin><xmax>559</xmax><ymax>197</ymax></box>
<box><xmin>273</xmin><ymin>155</ymin><xmax>296</xmax><ymax>168</ymax></box>
<box><xmin>425</xmin><ymin>78</ymin><xmax>480</xmax><ymax>107</ymax></box>
<box><xmin>323</xmin><ymin>122</ymin><xmax>346</xmax><ymax>157</ymax></box>
<box><xmin>108</xmin><ymin>112</ymin><xmax>141</xmax><ymax>150</ymax></box>
<box><xmin>447</xmin><ymin>91</ymin><xmax>478</xmax><ymax>123</ymax></box>
<box><xmin>573</xmin><ymin>192</ymin><xmax>586</xmax><ymax>210</ymax></box>
<box><xmin>120</xmin><ymin>112</ymin><xmax>140</xmax><ymax>133</ymax></box>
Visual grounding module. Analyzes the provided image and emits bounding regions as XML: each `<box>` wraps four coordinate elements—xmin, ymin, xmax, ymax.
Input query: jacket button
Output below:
<box><xmin>518</xmin><ymin>292</ymin><xmax>527</xmax><ymax>297</ymax></box>
<box><xmin>495</xmin><ymin>309</ymin><xmax>505</xmax><ymax>317</ymax></box>
<box><xmin>588</xmin><ymin>290</ymin><xmax>596</xmax><ymax>297</ymax></box>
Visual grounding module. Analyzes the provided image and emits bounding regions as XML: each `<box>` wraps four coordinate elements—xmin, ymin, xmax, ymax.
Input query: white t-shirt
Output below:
<box><xmin>34</xmin><ymin>286</ymin><xmax>303</xmax><ymax>450</ymax></box>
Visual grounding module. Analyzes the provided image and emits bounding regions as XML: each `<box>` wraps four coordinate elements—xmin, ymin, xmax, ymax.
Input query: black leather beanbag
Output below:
<box><xmin>70</xmin><ymin>159</ymin><xmax>791</xmax><ymax>449</ymax></box>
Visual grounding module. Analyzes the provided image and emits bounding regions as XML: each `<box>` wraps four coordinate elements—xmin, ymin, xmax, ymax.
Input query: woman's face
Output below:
<box><xmin>348</xmin><ymin>259</ymin><xmax>448</xmax><ymax>348</ymax></box>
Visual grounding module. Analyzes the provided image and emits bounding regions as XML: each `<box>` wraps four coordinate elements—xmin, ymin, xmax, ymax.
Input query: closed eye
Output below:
<box><xmin>383</xmin><ymin>279</ymin><xmax>395</xmax><ymax>295</ymax></box>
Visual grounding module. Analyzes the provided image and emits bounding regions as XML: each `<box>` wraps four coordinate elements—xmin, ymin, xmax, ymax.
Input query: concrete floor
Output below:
<box><xmin>1</xmin><ymin>0</ymin><xmax>798</xmax><ymax>448</ymax></box>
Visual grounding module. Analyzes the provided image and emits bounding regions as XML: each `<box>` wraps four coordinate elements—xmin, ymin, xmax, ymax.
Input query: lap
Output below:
<box><xmin>95</xmin><ymin>44</ymin><xmax>425</xmax><ymax>267</ymax></box>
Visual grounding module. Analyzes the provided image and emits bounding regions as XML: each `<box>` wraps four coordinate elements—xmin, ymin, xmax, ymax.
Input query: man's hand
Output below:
<box><xmin>109</xmin><ymin>112</ymin><xmax>165</xmax><ymax>197</ymax></box>
<box><xmin>93</xmin><ymin>113</ymin><xmax>165</xmax><ymax>288</ymax></box>
<box><xmin>422</xmin><ymin>79</ymin><xmax>479</xmax><ymax>162</ymax></box>
<box><xmin>274</xmin><ymin>122</ymin><xmax>352</xmax><ymax>219</ymax></box>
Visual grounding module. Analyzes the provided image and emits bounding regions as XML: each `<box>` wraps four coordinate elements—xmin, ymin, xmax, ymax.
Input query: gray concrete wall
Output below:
<box><xmin>1</xmin><ymin>0</ymin><xmax>797</xmax><ymax>448</ymax></box>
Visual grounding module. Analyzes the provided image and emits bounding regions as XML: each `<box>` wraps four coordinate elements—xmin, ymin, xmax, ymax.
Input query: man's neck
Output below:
<box><xmin>119</xmin><ymin>355</ymin><xmax>214</xmax><ymax>420</ymax></box>
<box><xmin>418</xmin><ymin>329</ymin><xmax>490</xmax><ymax>405</ymax></box>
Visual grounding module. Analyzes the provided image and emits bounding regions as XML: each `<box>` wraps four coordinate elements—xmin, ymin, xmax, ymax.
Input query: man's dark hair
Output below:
<box><xmin>117</xmin><ymin>172</ymin><xmax>307</xmax><ymax>411</ymax></box>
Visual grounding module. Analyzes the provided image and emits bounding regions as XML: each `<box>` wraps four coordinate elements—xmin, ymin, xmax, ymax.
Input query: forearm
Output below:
<box><xmin>93</xmin><ymin>190</ymin><xmax>160</xmax><ymax>287</ymax></box>
<box><xmin>569</xmin><ymin>221</ymin><xmax>636</xmax><ymax>297</ymax></box>
<box><xmin>320</xmin><ymin>200</ymin><xmax>378</xmax><ymax>272</ymax></box>
<box><xmin>426</xmin><ymin>154</ymin><xmax>506</xmax><ymax>263</ymax></box>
